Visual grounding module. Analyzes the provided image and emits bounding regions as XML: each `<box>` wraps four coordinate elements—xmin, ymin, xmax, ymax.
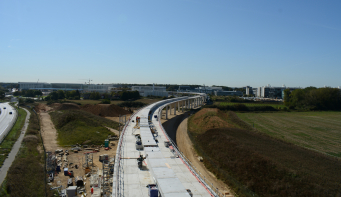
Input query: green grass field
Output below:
<box><xmin>220</xmin><ymin>102</ymin><xmax>286</xmax><ymax>109</ymax></box>
<box><xmin>237</xmin><ymin>112</ymin><xmax>341</xmax><ymax>157</ymax></box>
<box><xmin>50</xmin><ymin>110</ymin><xmax>119</xmax><ymax>145</ymax></box>
<box><xmin>0</xmin><ymin>108</ymin><xmax>27</xmax><ymax>167</ymax></box>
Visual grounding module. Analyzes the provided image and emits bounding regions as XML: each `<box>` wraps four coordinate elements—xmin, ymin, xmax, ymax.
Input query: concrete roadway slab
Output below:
<box><xmin>113</xmin><ymin>97</ymin><xmax>211</xmax><ymax>197</ymax></box>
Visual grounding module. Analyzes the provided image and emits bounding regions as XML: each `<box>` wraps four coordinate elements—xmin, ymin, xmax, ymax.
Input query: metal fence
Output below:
<box><xmin>113</xmin><ymin>107</ymin><xmax>145</xmax><ymax>197</ymax></box>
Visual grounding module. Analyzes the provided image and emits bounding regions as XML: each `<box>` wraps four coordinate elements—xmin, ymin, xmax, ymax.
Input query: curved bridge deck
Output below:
<box><xmin>113</xmin><ymin>95</ymin><xmax>217</xmax><ymax>197</ymax></box>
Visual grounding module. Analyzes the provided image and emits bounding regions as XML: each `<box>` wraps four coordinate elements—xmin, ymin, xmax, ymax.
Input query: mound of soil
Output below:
<box><xmin>191</xmin><ymin>108</ymin><xmax>228</xmax><ymax>133</ymax></box>
<box><xmin>81</xmin><ymin>104</ymin><xmax>130</xmax><ymax>117</ymax></box>
<box><xmin>51</xmin><ymin>103</ymin><xmax>81</xmax><ymax>111</ymax></box>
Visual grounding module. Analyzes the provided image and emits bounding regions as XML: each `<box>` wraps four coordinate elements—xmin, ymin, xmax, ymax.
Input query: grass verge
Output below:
<box><xmin>220</xmin><ymin>102</ymin><xmax>286</xmax><ymax>109</ymax></box>
<box><xmin>0</xmin><ymin>108</ymin><xmax>54</xmax><ymax>197</ymax></box>
<box><xmin>50</xmin><ymin>109</ymin><xmax>119</xmax><ymax>145</ymax></box>
<box><xmin>0</xmin><ymin>108</ymin><xmax>27</xmax><ymax>167</ymax></box>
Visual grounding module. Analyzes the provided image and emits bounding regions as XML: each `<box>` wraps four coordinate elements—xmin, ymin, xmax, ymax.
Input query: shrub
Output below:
<box><xmin>101</xmin><ymin>99</ymin><xmax>111</xmax><ymax>104</ymax></box>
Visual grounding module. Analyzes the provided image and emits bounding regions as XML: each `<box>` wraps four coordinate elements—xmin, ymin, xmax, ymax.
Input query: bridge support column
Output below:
<box><xmin>182</xmin><ymin>101</ymin><xmax>184</xmax><ymax>112</ymax></box>
<box><xmin>174</xmin><ymin>103</ymin><xmax>176</xmax><ymax>115</ymax></box>
<box><xmin>166</xmin><ymin>105</ymin><xmax>168</xmax><ymax>119</ymax></box>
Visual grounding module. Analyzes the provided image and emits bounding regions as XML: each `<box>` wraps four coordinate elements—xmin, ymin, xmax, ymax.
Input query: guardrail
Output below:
<box><xmin>113</xmin><ymin>106</ymin><xmax>146</xmax><ymax>197</ymax></box>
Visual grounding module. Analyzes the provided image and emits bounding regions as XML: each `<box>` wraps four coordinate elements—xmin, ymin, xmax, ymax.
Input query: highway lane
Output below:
<box><xmin>0</xmin><ymin>103</ymin><xmax>17</xmax><ymax>143</ymax></box>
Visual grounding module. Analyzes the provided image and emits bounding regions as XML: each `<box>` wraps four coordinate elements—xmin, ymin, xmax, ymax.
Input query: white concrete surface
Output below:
<box><xmin>113</xmin><ymin>95</ymin><xmax>214</xmax><ymax>197</ymax></box>
<box><xmin>0</xmin><ymin>103</ymin><xmax>18</xmax><ymax>143</ymax></box>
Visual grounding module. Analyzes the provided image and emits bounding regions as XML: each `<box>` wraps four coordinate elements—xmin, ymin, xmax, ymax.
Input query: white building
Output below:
<box><xmin>131</xmin><ymin>85</ymin><xmax>168</xmax><ymax>97</ymax></box>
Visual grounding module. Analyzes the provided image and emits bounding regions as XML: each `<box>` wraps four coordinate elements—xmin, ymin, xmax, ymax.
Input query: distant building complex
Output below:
<box><xmin>246</xmin><ymin>85</ymin><xmax>301</xmax><ymax>99</ymax></box>
<box><xmin>214</xmin><ymin>91</ymin><xmax>243</xmax><ymax>96</ymax></box>
<box><xmin>18</xmin><ymin>82</ymin><xmax>121</xmax><ymax>92</ymax></box>
<box><xmin>132</xmin><ymin>85</ymin><xmax>168</xmax><ymax>97</ymax></box>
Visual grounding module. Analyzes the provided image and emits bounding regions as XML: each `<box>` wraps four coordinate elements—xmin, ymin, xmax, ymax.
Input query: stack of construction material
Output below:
<box><xmin>75</xmin><ymin>176</ymin><xmax>84</xmax><ymax>187</ymax></box>
<box><xmin>90</xmin><ymin>174</ymin><xmax>99</xmax><ymax>188</ymax></box>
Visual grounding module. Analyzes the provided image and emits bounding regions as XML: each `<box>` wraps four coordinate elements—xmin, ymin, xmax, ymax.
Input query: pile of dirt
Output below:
<box><xmin>81</xmin><ymin>104</ymin><xmax>130</xmax><ymax>117</ymax></box>
<box><xmin>191</xmin><ymin>108</ymin><xmax>229</xmax><ymax>133</ymax></box>
<box><xmin>56</xmin><ymin>103</ymin><xmax>81</xmax><ymax>110</ymax></box>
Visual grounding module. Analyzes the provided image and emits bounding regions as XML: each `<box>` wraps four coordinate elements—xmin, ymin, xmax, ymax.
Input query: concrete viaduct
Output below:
<box><xmin>112</xmin><ymin>93</ymin><xmax>225</xmax><ymax>197</ymax></box>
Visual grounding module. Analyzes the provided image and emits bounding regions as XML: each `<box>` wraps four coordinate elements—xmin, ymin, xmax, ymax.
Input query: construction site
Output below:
<box><xmin>37</xmin><ymin>103</ymin><xmax>128</xmax><ymax>197</ymax></box>
<box><xmin>35</xmin><ymin>93</ymin><xmax>235</xmax><ymax>197</ymax></box>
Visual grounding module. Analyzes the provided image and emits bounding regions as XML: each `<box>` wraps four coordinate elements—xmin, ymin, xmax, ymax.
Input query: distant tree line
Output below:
<box><xmin>13</xmin><ymin>90</ymin><xmax>43</xmax><ymax>97</ymax></box>
<box><xmin>120</xmin><ymin>91</ymin><xmax>140</xmax><ymax>101</ymax></box>
<box><xmin>45</xmin><ymin>90</ymin><xmax>81</xmax><ymax>101</ymax></box>
<box><xmin>0</xmin><ymin>90</ymin><xmax>5</xmax><ymax>100</ymax></box>
<box><xmin>284</xmin><ymin>87</ymin><xmax>341</xmax><ymax>110</ymax></box>
<box><xmin>118</xmin><ymin>101</ymin><xmax>146</xmax><ymax>108</ymax></box>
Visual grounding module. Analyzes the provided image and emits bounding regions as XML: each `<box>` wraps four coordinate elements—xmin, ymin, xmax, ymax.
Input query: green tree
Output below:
<box><xmin>89</xmin><ymin>92</ymin><xmax>100</xmax><ymax>100</ymax></box>
<box><xmin>57</xmin><ymin>90</ymin><xmax>65</xmax><ymax>99</ymax></box>
<box><xmin>24</xmin><ymin>89</ymin><xmax>36</xmax><ymax>97</ymax></box>
<box><xmin>13</xmin><ymin>91</ymin><xmax>21</xmax><ymax>96</ymax></box>
<box><xmin>283</xmin><ymin>89</ymin><xmax>291</xmax><ymax>106</ymax></box>
<box><xmin>34</xmin><ymin>90</ymin><xmax>43</xmax><ymax>96</ymax></box>
<box><xmin>50</xmin><ymin>92</ymin><xmax>59</xmax><ymax>100</ymax></box>
<box><xmin>0</xmin><ymin>90</ymin><xmax>5</xmax><ymax>100</ymax></box>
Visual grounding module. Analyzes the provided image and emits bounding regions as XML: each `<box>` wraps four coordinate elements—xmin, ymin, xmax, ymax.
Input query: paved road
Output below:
<box><xmin>0</xmin><ymin>107</ymin><xmax>30</xmax><ymax>185</ymax></box>
<box><xmin>0</xmin><ymin>103</ymin><xmax>17</xmax><ymax>143</ymax></box>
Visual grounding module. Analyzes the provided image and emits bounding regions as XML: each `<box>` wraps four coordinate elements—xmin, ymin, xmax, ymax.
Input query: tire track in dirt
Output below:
<box><xmin>38</xmin><ymin>104</ymin><xmax>62</xmax><ymax>152</ymax></box>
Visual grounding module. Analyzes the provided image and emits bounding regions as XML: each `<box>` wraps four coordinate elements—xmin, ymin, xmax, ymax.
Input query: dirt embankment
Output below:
<box><xmin>162</xmin><ymin>110</ymin><xmax>234</xmax><ymax>196</ymax></box>
<box><xmin>176</xmin><ymin>116</ymin><xmax>234</xmax><ymax>197</ymax></box>
<box><xmin>162</xmin><ymin>112</ymin><xmax>190</xmax><ymax>143</ymax></box>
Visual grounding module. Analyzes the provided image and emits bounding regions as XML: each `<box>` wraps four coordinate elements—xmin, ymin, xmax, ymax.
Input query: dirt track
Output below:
<box><xmin>38</xmin><ymin>104</ymin><xmax>61</xmax><ymax>152</ymax></box>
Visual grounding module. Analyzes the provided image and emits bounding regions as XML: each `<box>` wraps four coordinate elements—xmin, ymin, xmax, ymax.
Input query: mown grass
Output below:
<box><xmin>0</xmin><ymin>108</ymin><xmax>27</xmax><ymax>167</ymax></box>
<box><xmin>50</xmin><ymin>109</ymin><xmax>119</xmax><ymax>145</ymax></box>
<box><xmin>0</xmin><ymin>108</ymin><xmax>54</xmax><ymax>197</ymax></box>
<box><xmin>220</xmin><ymin>102</ymin><xmax>286</xmax><ymax>109</ymax></box>
<box><xmin>237</xmin><ymin>111</ymin><xmax>341</xmax><ymax>157</ymax></box>
<box><xmin>188</xmin><ymin>109</ymin><xmax>341</xmax><ymax>197</ymax></box>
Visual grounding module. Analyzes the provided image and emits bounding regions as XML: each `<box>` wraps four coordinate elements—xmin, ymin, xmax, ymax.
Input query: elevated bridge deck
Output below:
<box><xmin>113</xmin><ymin>95</ymin><xmax>218</xmax><ymax>197</ymax></box>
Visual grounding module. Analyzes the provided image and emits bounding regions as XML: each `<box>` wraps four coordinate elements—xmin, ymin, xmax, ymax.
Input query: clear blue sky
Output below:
<box><xmin>1</xmin><ymin>0</ymin><xmax>340</xmax><ymax>88</ymax></box>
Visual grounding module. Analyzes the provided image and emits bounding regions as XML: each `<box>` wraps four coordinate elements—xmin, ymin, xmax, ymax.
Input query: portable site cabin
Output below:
<box><xmin>66</xmin><ymin>186</ymin><xmax>77</xmax><ymax>197</ymax></box>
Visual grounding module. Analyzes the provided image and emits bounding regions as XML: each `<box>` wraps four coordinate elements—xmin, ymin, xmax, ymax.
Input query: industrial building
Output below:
<box><xmin>214</xmin><ymin>90</ymin><xmax>243</xmax><ymax>96</ymax></box>
<box><xmin>18</xmin><ymin>82</ymin><xmax>121</xmax><ymax>92</ymax></box>
<box><xmin>131</xmin><ymin>85</ymin><xmax>168</xmax><ymax>97</ymax></box>
<box><xmin>246</xmin><ymin>86</ymin><xmax>253</xmax><ymax>95</ymax></box>
<box><xmin>193</xmin><ymin>86</ymin><xmax>223</xmax><ymax>94</ymax></box>
<box><xmin>247</xmin><ymin>85</ymin><xmax>301</xmax><ymax>99</ymax></box>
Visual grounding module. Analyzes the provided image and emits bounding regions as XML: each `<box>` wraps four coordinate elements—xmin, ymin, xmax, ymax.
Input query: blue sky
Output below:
<box><xmin>1</xmin><ymin>0</ymin><xmax>340</xmax><ymax>88</ymax></box>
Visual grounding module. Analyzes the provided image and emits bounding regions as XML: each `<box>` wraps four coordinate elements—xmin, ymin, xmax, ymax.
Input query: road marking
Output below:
<box><xmin>165</xmin><ymin>163</ymin><xmax>171</xmax><ymax>169</ymax></box>
<box><xmin>0</xmin><ymin>125</ymin><xmax>8</xmax><ymax>135</ymax></box>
